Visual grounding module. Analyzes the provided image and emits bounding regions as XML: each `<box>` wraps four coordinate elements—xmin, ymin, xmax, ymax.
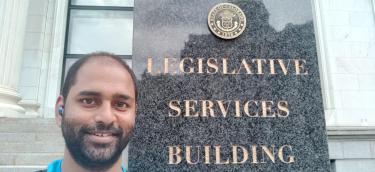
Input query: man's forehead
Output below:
<box><xmin>77</xmin><ymin>90</ymin><xmax>130</xmax><ymax>97</ymax></box>
<box><xmin>71</xmin><ymin>57</ymin><xmax>134</xmax><ymax>93</ymax></box>
<box><xmin>77</xmin><ymin>56</ymin><xmax>130</xmax><ymax>77</ymax></box>
<box><xmin>83</xmin><ymin>56</ymin><xmax>124</xmax><ymax>67</ymax></box>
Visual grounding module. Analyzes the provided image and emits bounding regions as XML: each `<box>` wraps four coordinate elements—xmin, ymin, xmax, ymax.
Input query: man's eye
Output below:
<box><xmin>81</xmin><ymin>98</ymin><xmax>95</xmax><ymax>105</ymax></box>
<box><xmin>114</xmin><ymin>101</ymin><xmax>128</xmax><ymax>110</ymax></box>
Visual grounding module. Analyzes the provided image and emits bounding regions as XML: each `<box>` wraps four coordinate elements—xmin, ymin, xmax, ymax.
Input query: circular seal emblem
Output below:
<box><xmin>208</xmin><ymin>3</ymin><xmax>246</xmax><ymax>39</ymax></box>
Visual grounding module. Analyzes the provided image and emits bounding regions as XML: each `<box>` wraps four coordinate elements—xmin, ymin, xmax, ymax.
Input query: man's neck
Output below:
<box><xmin>61</xmin><ymin>148</ymin><xmax>123</xmax><ymax>172</ymax></box>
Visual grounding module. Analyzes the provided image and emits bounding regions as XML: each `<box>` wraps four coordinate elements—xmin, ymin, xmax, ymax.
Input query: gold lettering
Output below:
<box><xmin>168</xmin><ymin>146</ymin><xmax>182</xmax><ymax>164</ymax></box>
<box><xmin>207</xmin><ymin>58</ymin><xmax>219</xmax><ymax>74</ymax></box>
<box><xmin>185</xmin><ymin>100</ymin><xmax>199</xmax><ymax>117</ymax></box>
<box><xmin>204</xmin><ymin>145</ymin><xmax>210</xmax><ymax>164</ymax></box>
<box><xmin>149</xmin><ymin>57</ymin><xmax>310</xmax><ymax>75</ymax></box>
<box><xmin>253</xmin><ymin>59</ymin><xmax>266</xmax><ymax>74</ymax></box>
<box><xmin>168</xmin><ymin>100</ymin><xmax>181</xmax><ymax>117</ymax></box>
<box><xmin>179</xmin><ymin>58</ymin><xmax>194</xmax><ymax>74</ymax></box>
<box><xmin>164</xmin><ymin>57</ymin><xmax>169</xmax><ymax>74</ymax></box>
<box><xmin>223</xmin><ymin>58</ymin><xmax>236</xmax><ymax>74</ymax></box>
<box><xmin>147</xmin><ymin>57</ymin><xmax>152</xmax><ymax>73</ymax></box>
<box><xmin>261</xmin><ymin>101</ymin><xmax>276</xmax><ymax>117</ymax></box>
<box><xmin>165</xmin><ymin>144</ymin><xmax>295</xmax><ymax>165</ymax></box>
<box><xmin>202</xmin><ymin>100</ymin><xmax>215</xmax><ymax>117</ymax></box>
<box><xmin>235</xmin><ymin>100</ymin><xmax>241</xmax><ymax>117</ymax></box>
<box><xmin>217</xmin><ymin>100</ymin><xmax>230</xmax><ymax>118</ymax></box>
<box><xmin>295</xmin><ymin>59</ymin><xmax>308</xmax><ymax>75</ymax></box>
<box><xmin>232</xmin><ymin>145</ymin><xmax>249</xmax><ymax>164</ymax></box>
<box><xmin>261</xmin><ymin>145</ymin><xmax>276</xmax><ymax>163</ymax></box>
<box><xmin>269</xmin><ymin>59</ymin><xmax>276</xmax><ymax>75</ymax></box>
<box><xmin>244</xmin><ymin>100</ymin><xmax>259</xmax><ymax>117</ymax></box>
<box><xmin>278</xmin><ymin>145</ymin><xmax>295</xmax><ymax>163</ymax></box>
<box><xmin>277</xmin><ymin>101</ymin><xmax>289</xmax><ymax>117</ymax></box>
<box><xmin>251</xmin><ymin>145</ymin><xmax>259</xmax><ymax>164</ymax></box>
<box><xmin>169</xmin><ymin>99</ymin><xmax>289</xmax><ymax>118</ymax></box>
<box><xmin>237</xmin><ymin>59</ymin><xmax>252</xmax><ymax>74</ymax></box>
<box><xmin>186</xmin><ymin>146</ymin><xmax>200</xmax><ymax>164</ymax></box>
<box><xmin>215</xmin><ymin>145</ymin><xmax>230</xmax><ymax>164</ymax></box>
<box><xmin>277</xmin><ymin>59</ymin><xmax>291</xmax><ymax>75</ymax></box>
<box><xmin>198</xmin><ymin>58</ymin><xmax>204</xmax><ymax>74</ymax></box>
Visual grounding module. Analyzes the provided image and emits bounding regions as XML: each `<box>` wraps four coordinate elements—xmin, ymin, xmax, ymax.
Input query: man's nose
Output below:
<box><xmin>94</xmin><ymin>102</ymin><xmax>116</xmax><ymax>124</ymax></box>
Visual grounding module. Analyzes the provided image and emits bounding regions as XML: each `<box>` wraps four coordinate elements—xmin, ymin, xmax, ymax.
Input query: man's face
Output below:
<box><xmin>58</xmin><ymin>58</ymin><xmax>136</xmax><ymax>170</ymax></box>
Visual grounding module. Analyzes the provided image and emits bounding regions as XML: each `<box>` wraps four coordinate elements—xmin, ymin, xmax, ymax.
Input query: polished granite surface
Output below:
<box><xmin>129</xmin><ymin>0</ymin><xmax>330</xmax><ymax>171</ymax></box>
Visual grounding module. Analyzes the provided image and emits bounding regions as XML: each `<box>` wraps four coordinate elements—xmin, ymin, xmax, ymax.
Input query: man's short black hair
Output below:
<box><xmin>61</xmin><ymin>52</ymin><xmax>137</xmax><ymax>102</ymax></box>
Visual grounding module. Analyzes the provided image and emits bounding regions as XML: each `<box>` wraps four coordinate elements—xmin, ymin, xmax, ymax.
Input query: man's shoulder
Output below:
<box><xmin>36</xmin><ymin>159</ymin><xmax>62</xmax><ymax>172</ymax></box>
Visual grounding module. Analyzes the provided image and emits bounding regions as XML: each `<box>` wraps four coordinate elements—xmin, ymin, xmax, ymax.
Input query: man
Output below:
<box><xmin>38</xmin><ymin>52</ymin><xmax>137</xmax><ymax>172</ymax></box>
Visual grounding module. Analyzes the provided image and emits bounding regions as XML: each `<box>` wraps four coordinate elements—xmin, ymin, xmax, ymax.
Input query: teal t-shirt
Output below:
<box><xmin>46</xmin><ymin>159</ymin><xmax>61</xmax><ymax>172</ymax></box>
<box><xmin>47</xmin><ymin>159</ymin><xmax>126</xmax><ymax>172</ymax></box>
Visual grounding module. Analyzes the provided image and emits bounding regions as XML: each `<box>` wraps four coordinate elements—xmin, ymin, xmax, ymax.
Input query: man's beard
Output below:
<box><xmin>61</xmin><ymin>118</ymin><xmax>130</xmax><ymax>171</ymax></box>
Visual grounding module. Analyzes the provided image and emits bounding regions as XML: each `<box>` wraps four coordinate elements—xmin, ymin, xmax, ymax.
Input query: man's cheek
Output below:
<box><xmin>119</xmin><ymin>115</ymin><xmax>135</xmax><ymax>126</ymax></box>
<box><xmin>121</xmin><ymin>122</ymin><xmax>135</xmax><ymax>137</ymax></box>
<box><xmin>63</xmin><ymin>119</ymin><xmax>83</xmax><ymax>137</ymax></box>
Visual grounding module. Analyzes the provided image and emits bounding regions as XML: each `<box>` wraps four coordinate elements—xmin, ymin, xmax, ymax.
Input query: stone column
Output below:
<box><xmin>0</xmin><ymin>0</ymin><xmax>30</xmax><ymax>117</ymax></box>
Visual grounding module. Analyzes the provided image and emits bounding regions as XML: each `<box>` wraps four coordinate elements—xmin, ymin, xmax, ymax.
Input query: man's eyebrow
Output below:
<box><xmin>114</xmin><ymin>94</ymin><xmax>132</xmax><ymax>100</ymax></box>
<box><xmin>77</xmin><ymin>91</ymin><xmax>134</xmax><ymax>100</ymax></box>
<box><xmin>78</xmin><ymin>91</ymin><xmax>101</xmax><ymax>97</ymax></box>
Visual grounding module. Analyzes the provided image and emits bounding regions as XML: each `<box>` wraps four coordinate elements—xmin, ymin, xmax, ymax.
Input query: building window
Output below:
<box><xmin>63</xmin><ymin>0</ymin><xmax>134</xmax><ymax>79</ymax></box>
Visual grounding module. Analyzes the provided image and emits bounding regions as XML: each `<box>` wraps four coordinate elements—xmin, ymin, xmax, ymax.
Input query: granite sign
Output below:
<box><xmin>129</xmin><ymin>0</ymin><xmax>330</xmax><ymax>171</ymax></box>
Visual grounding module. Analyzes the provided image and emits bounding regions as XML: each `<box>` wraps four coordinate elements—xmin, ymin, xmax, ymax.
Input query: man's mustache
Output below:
<box><xmin>80</xmin><ymin>122</ymin><xmax>123</xmax><ymax>136</ymax></box>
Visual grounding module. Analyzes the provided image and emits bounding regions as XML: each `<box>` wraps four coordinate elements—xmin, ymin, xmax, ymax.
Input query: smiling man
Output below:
<box><xmin>39</xmin><ymin>52</ymin><xmax>137</xmax><ymax>172</ymax></box>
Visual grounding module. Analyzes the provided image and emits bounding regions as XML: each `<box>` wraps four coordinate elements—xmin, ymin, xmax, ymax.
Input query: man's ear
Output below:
<box><xmin>55</xmin><ymin>95</ymin><xmax>64</xmax><ymax>128</ymax></box>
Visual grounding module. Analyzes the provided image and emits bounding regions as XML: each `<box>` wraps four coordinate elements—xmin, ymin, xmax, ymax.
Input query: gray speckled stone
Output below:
<box><xmin>129</xmin><ymin>0</ymin><xmax>330</xmax><ymax>171</ymax></box>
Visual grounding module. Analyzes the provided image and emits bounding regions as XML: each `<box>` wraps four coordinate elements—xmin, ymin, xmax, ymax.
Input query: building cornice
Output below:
<box><xmin>327</xmin><ymin>126</ymin><xmax>375</xmax><ymax>140</ymax></box>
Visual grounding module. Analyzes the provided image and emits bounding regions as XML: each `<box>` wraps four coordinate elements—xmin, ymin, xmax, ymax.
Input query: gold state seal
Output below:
<box><xmin>208</xmin><ymin>3</ymin><xmax>246</xmax><ymax>39</ymax></box>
